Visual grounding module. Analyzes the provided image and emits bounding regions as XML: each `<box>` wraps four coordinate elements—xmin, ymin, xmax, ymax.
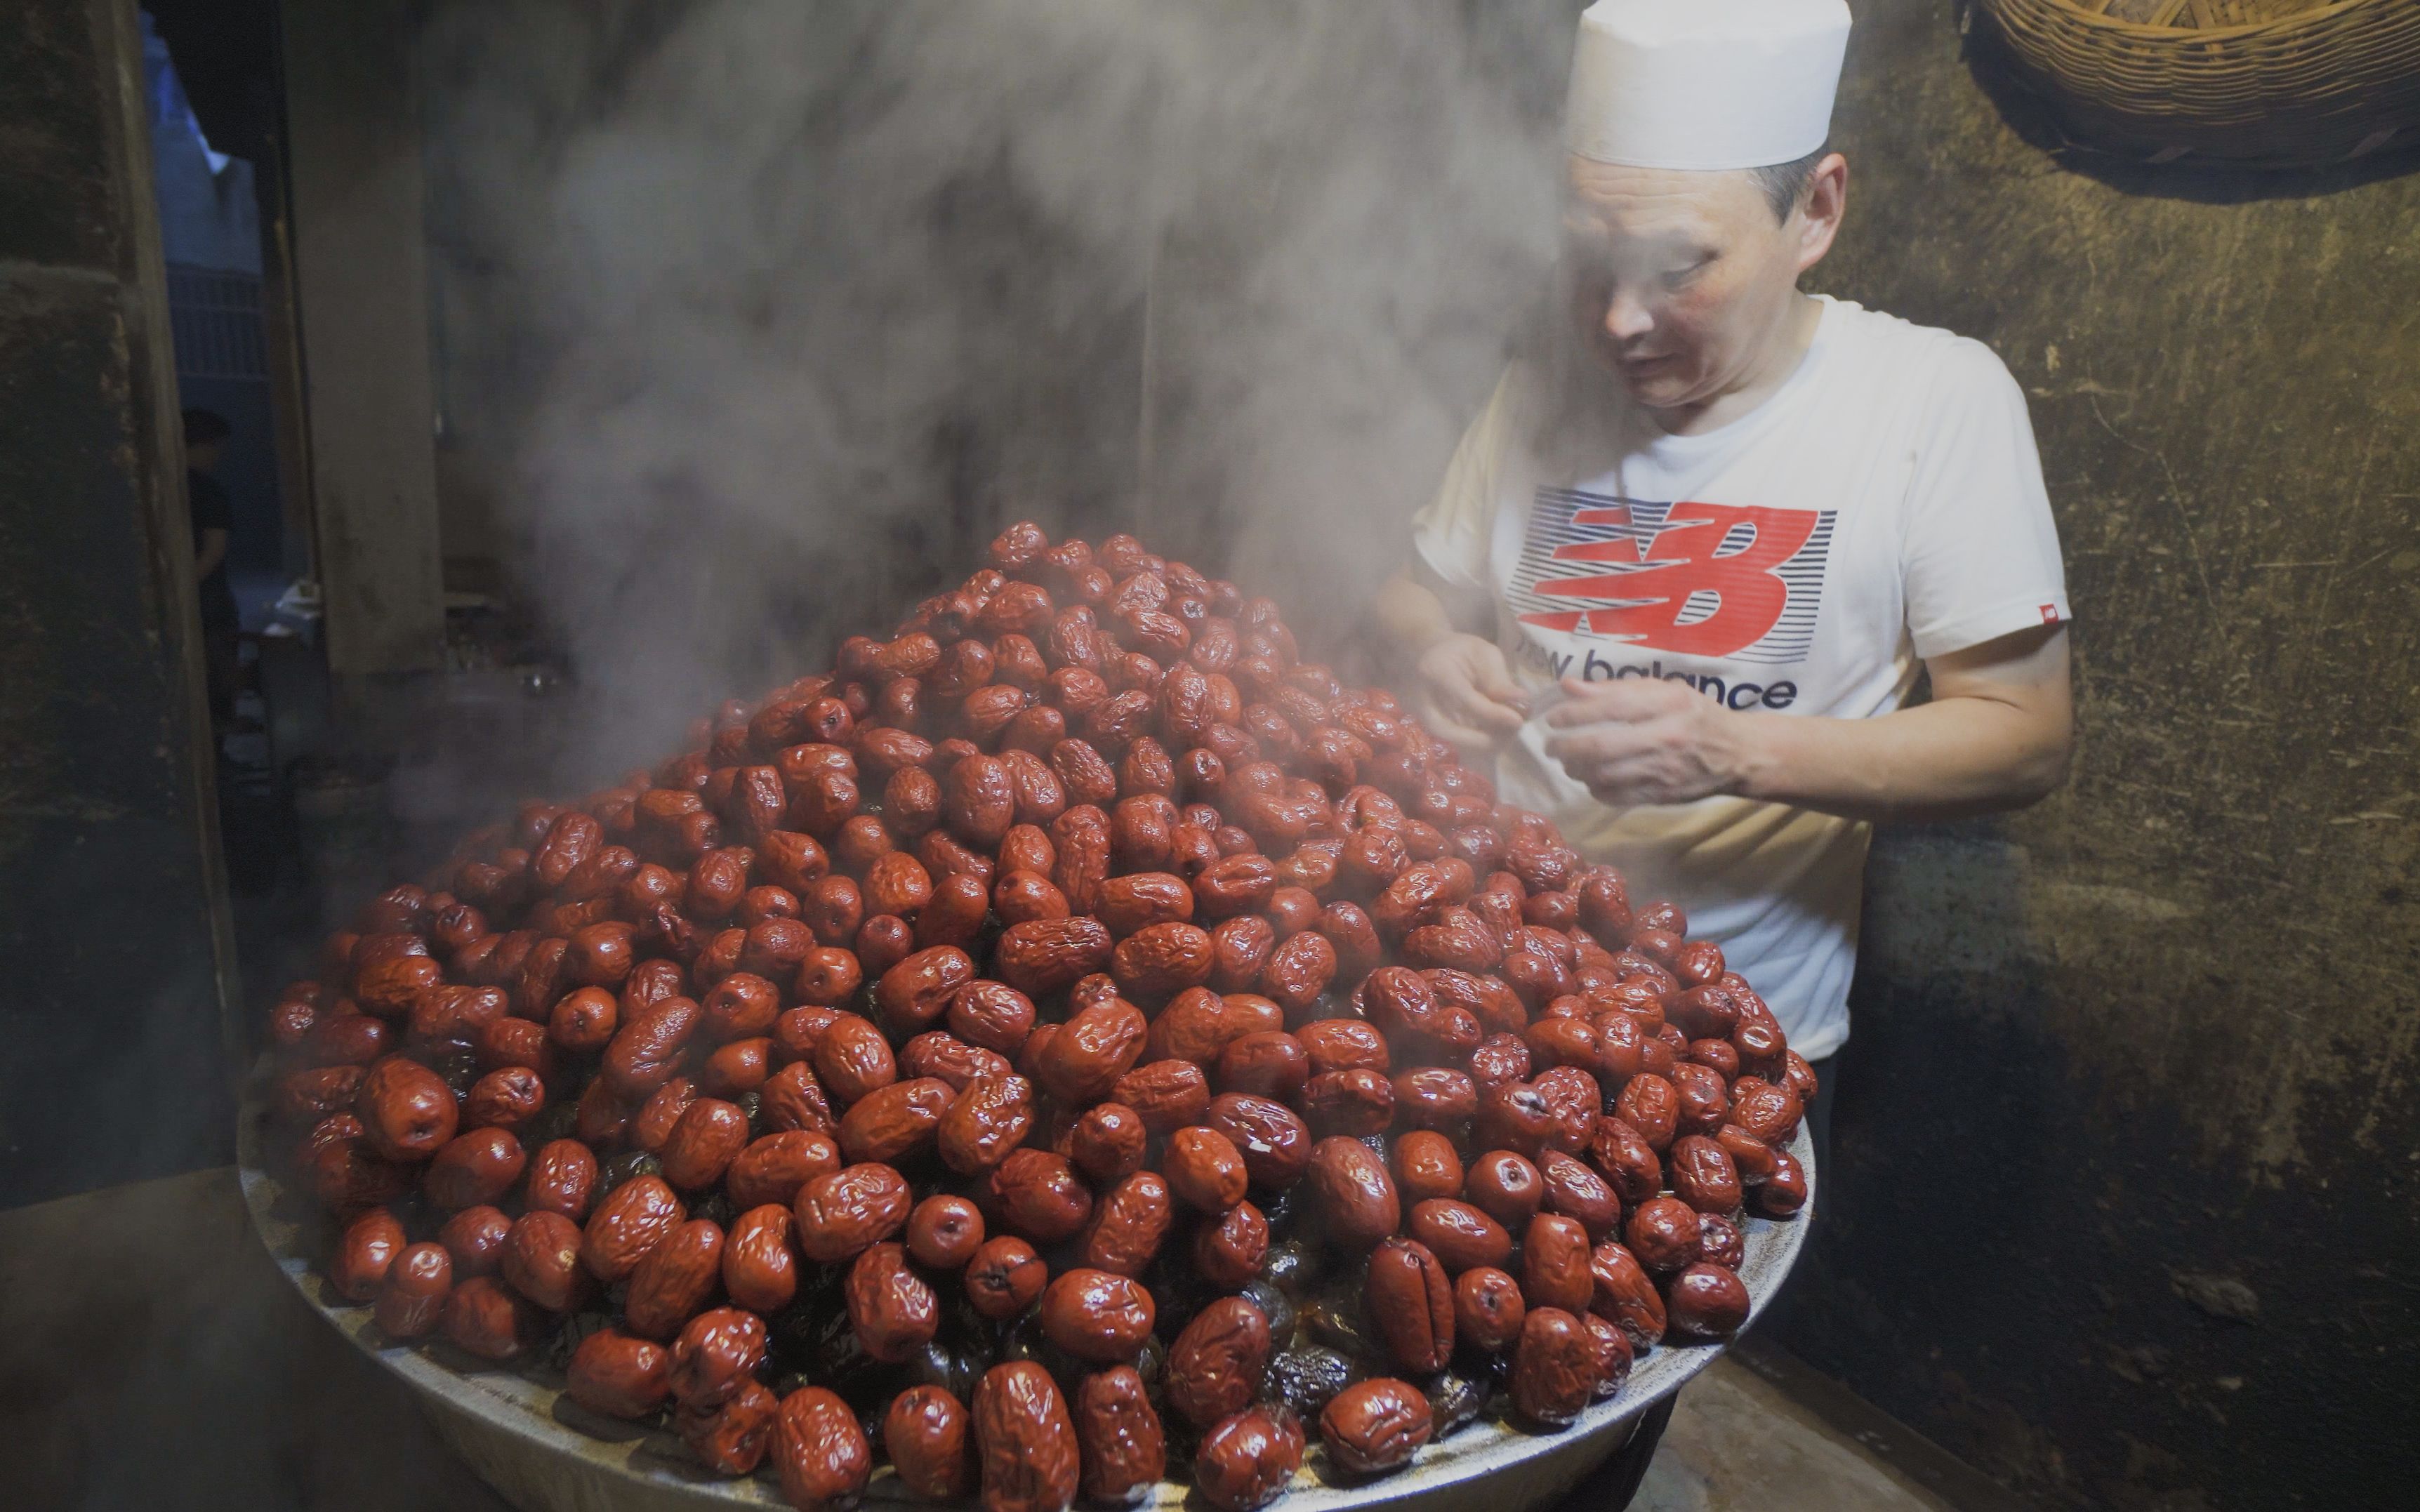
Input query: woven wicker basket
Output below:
<box><xmin>1976</xmin><ymin>0</ymin><xmax>2420</xmax><ymax>168</ymax></box>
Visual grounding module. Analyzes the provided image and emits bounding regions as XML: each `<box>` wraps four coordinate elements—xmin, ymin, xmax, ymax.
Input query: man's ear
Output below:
<box><xmin>1794</xmin><ymin>152</ymin><xmax>1848</xmax><ymax>274</ymax></box>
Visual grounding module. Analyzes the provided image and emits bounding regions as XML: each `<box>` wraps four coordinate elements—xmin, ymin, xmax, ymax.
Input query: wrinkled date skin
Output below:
<box><xmin>625</xmin><ymin>1217</ymin><xmax>725</xmax><ymax>1340</ymax></box>
<box><xmin>673</xmin><ymin>1306</ymin><xmax>765</xmax><ymax>1412</ymax></box>
<box><xmin>847</xmin><ymin>1241</ymin><xmax>941</xmax><ymax>1362</ymax></box>
<box><xmin>1080</xmin><ymin>1170</ymin><xmax>1172</xmax><ymax>1278</ymax></box>
<box><xmin>659</xmin><ymin>1097</ymin><xmax>751</xmax><ymax>1191</ymax></box>
<box><xmin>1366</xmin><ymin>1237</ymin><xmax>1455</xmax><ymax>1374</ymax></box>
<box><xmin>1039</xmin><ymin>1266</ymin><xmax>1156</xmax><ymax>1363</ymax></box>
<box><xmin>438</xmin><ymin>1205</ymin><xmax>512</xmax><ymax>1278</ymax></box>
<box><xmin>1066</xmin><ymin>1101</ymin><xmax>1148</xmax><ymax>1183</ymax></box>
<box><xmin>1031</xmin><ymin>999</ymin><xmax>1149</xmax><ymax>1104</ymax></box>
<box><xmin>331</xmin><ymin>1209</ymin><xmax>407</xmax><ymax>1301</ymax></box>
<box><xmin>940</xmin><ymin>1074</ymin><xmax>1037</xmax><ymax>1176</ymax></box>
<box><xmin>1194</xmin><ymin>1200</ymin><xmax>1269</xmax><ymax>1290</ymax></box>
<box><xmin>724</xmin><ymin>1203</ymin><xmax>800</xmax><ymax>1313</ymax></box>
<box><xmin>501</xmin><ymin>1210</ymin><xmax>589</xmax><ymax>1313</ymax></box>
<box><xmin>1538</xmin><ymin>1149</ymin><xmax>1622</xmax><ymax>1240</ymax></box>
<box><xmin>1589</xmin><ymin>1242</ymin><xmax>1668</xmax><ymax>1350</ymax></box>
<box><xmin>838</xmin><ymin>1077</ymin><xmax>955</xmax><ymax>1165</ymax></box>
<box><xmin>1393</xmin><ymin>1130</ymin><xmax>1466</xmax><ymax>1204</ymax></box>
<box><xmin>442</xmin><ymin>1275</ymin><xmax>536</xmax><ymax>1361</ymax></box>
<box><xmin>986</xmin><ymin>1148</ymin><xmax>1095</xmax><ymax>1245</ymax></box>
<box><xmin>1194</xmin><ymin>1407</ymin><xmax>1305</xmax><ymax>1512</ymax></box>
<box><xmin>1667</xmin><ymin>1134</ymin><xmax>1744</xmax><ymax>1216</ymax></box>
<box><xmin>1508</xmin><ymin>1307</ymin><xmax>1600</xmax><ymax>1427</ymax></box>
<box><xmin>886</xmin><ymin>1384</ymin><xmax>974</xmax><ymax>1499</ymax></box>
<box><xmin>1697</xmin><ymin>1211</ymin><xmax>1747</xmax><ymax>1270</ymax></box>
<box><xmin>567</xmin><ymin>1328</ymin><xmax>673</xmax><ymax>1419</ymax></box>
<box><xmin>373</xmin><ymin>1241</ymin><xmax>454</xmax><ymax>1338</ymax></box>
<box><xmin>795</xmin><ymin>1162</ymin><xmax>913</xmax><ymax>1264</ymax></box>
<box><xmin>357</xmin><ymin>1059</ymin><xmax>458</xmax><ymax>1162</ymax></box>
<box><xmin>814</xmin><ymin>1016</ymin><xmax>898</xmax><ymax>1107</ymax></box>
<box><xmin>1753</xmin><ymin>1149</ymin><xmax>1810</xmax><ymax>1219</ymax></box>
<box><xmin>522</xmin><ymin>1139</ymin><xmax>600</xmax><ymax>1223</ymax></box>
<box><xmin>680</xmin><ymin>1379</ymin><xmax>780</xmax><ymax>1477</ymax></box>
<box><xmin>1589</xmin><ymin>1118</ymin><xmax>1664</xmax><ymax>1208</ymax></box>
<box><xmin>1407</xmin><ymin>1198</ymin><xmax>1512</xmax><ymax>1273</ymax></box>
<box><xmin>1165</xmin><ymin>1295</ymin><xmax>1273</xmax><ymax>1428</ymax></box>
<box><xmin>1205</xmin><ymin>1094</ymin><xmax>1311</xmax><ymax>1191</ymax></box>
<box><xmin>906</xmin><ymin>1193</ymin><xmax>987</xmax><ymax>1271</ymax></box>
<box><xmin>1319</xmin><ymin>1377</ymin><xmax>1434</xmax><ymax>1476</ymax></box>
<box><xmin>1462</xmin><ymin>1149</ymin><xmax>1543</xmax><ymax>1230</ymax></box>
<box><xmin>1626</xmin><ymin>1195</ymin><xmax>1703</xmax><ymax>1274</ymax></box>
<box><xmin>1665</xmin><ymin>1261</ymin><xmax>1752</xmax><ymax>1339</ymax></box>
<box><xmin>1584</xmin><ymin>1313</ymin><xmax>1636</xmax><ymax>1400</ymax></box>
<box><xmin>1453</xmin><ymin>1266</ymin><xmax>1527</xmax><ymax>1353</ymax></box>
<box><xmin>965</xmin><ymin>1235</ymin><xmax>1048</xmax><ymax>1321</ymax></box>
<box><xmin>974</xmin><ymin>1361</ymin><xmax>1082</xmax><ymax>1512</ymax></box>
<box><xmin>1164</xmin><ymin>1125</ymin><xmax>1250</xmax><ymax>1213</ymax></box>
<box><xmin>1075</xmin><ymin>1365</ymin><xmax>1166</xmax><ymax>1504</ymax></box>
<box><xmin>725</xmin><ymin>1130</ymin><xmax>841</xmax><ymax>1211</ymax></box>
<box><xmin>1523</xmin><ymin>1213</ymin><xmax>1597</xmax><ymax>1316</ymax></box>
<box><xmin>1306</xmin><ymin>1136</ymin><xmax>1400</xmax><ymax>1250</ymax></box>
<box><xmin>773</xmin><ymin>1386</ymin><xmax>873</xmax><ymax>1512</ymax></box>
<box><xmin>581</xmin><ymin>1175</ymin><xmax>687</xmax><ymax>1282</ymax></box>
<box><xmin>949</xmin><ymin>981</ymin><xmax>1038</xmax><ymax>1056</ymax></box>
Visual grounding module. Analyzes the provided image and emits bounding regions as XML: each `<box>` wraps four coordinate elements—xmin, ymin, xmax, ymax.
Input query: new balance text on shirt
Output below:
<box><xmin>1520</xmin><ymin>638</ymin><xmax>1799</xmax><ymax>710</ymax></box>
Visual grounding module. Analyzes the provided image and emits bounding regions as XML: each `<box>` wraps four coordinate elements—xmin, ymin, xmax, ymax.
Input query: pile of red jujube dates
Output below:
<box><xmin>265</xmin><ymin>524</ymin><xmax>1813</xmax><ymax>1512</ymax></box>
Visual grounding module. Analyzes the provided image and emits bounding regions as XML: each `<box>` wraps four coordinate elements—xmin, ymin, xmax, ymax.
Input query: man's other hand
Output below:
<box><xmin>1413</xmin><ymin>634</ymin><xmax>1530</xmax><ymax>753</ymax></box>
<box><xmin>1541</xmin><ymin>677</ymin><xmax>1756</xmax><ymax>809</ymax></box>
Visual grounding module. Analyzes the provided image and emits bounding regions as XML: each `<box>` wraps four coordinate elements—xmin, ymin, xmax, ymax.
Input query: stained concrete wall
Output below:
<box><xmin>0</xmin><ymin>0</ymin><xmax>238</xmax><ymax>1207</ymax></box>
<box><xmin>1769</xmin><ymin>4</ymin><xmax>2420</xmax><ymax>1507</ymax></box>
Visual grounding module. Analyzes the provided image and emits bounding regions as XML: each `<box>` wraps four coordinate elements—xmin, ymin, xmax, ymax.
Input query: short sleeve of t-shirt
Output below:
<box><xmin>1410</xmin><ymin>371</ymin><xmax>1519</xmax><ymax>613</ymax></box>
<box><xmin>1899</xmin><ymin>339</ymin><xmax>2071</xmax><ymax>658</ymax></box>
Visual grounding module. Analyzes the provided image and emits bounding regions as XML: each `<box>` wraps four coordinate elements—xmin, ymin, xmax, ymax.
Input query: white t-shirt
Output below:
<box><xmin>1410</xmin><ymin>296</ymin><xmax>2069</xmax><ymax>1060</ymax></box>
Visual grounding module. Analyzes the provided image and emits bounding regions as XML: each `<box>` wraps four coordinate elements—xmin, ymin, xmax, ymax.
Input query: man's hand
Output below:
<box><xmin>1541</xmin><ymin>677</ymin><xmax>1761</xmax><ymax>809</ymax></box>
<box><xmin>1413</xmin><ymin>633</ymin><xmax>1530</xmax><ymax>752</ymax></box>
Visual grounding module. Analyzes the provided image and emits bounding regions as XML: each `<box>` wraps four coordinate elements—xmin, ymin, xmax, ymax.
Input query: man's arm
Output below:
<box><xmin>1542</xmin><ymin>623</ymin><xmax>2073</xmax><ymax>824</ymax></box>
<box><xmin>1372</xmin><ymin>568</ymin><xmax>1529</xmax><ymax>752</ymax></box>
<box><xmin>196</xmin><ymin>527</ymin><xmax>228</xmax><ymax>583</ymax></box>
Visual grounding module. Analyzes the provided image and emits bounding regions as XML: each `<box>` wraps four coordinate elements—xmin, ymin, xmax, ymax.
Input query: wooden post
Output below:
<box><xmin>279</xmin><ymin>0</ymin><xmax>446</xmax><ymax>677</ymax></box>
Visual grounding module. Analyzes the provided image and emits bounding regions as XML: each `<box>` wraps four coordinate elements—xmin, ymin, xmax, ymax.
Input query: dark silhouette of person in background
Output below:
<box><xmin>183</xmin><ymin>407</ymin><xmax>242</xmax><ymax>731</ymax></box>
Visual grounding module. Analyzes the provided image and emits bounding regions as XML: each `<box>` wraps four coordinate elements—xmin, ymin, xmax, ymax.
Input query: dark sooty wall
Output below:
<box><xmin>1771</xmin><ymin>4</ymin><xmax>2420</xmax><ymax>1508</ymax></box>
<box><xmin>1</xmin><ymin>0</ymin><xmax>238</xmax><ymax>1207</ymax></box>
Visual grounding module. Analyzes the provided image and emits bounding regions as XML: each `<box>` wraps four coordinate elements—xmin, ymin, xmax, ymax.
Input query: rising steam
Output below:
<box><xmin>419</xmin><ymin>0</ymin><xmax>1575</xmax><ymax>788</ymax></box>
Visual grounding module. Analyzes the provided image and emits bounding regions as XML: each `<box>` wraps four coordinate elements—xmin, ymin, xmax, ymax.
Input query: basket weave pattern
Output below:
<box><xmin>1977</xmin><ymin>0</ymin><xmax>2420</xmax><ymax>168</ymax></box>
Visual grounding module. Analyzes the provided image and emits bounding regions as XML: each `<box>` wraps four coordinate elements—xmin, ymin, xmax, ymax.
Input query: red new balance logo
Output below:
<box><xmin>1514</xmin><ymin>496</ymin><xmax>1831</xmax><ymax>661</ymax></box>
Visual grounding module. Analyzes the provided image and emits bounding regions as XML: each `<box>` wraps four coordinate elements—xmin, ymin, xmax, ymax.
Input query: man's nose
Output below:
<box><xmin>1603</xmin><ymin>284</ymin><xmax>1655</xmax><ymax>343</ymax></box>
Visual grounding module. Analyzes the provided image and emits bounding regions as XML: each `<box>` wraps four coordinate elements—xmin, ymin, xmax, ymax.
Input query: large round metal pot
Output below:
<box><xmin>241</xmin><ymin>1096</ymin><xmax>1811</xmax><ymax>1512</ymax></box>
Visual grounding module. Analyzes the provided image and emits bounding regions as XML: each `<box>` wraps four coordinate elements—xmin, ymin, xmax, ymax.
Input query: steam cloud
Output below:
<box><xmin>421</xmin><ymin>0</ymin><xmax>1576</xmax><ymax>790</ymax></box>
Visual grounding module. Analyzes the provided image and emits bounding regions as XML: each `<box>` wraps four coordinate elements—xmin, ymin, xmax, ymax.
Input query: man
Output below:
<box><xmin>1375</xmin><ymin>2</ymin><xmax>2072</xmax><ymax>1496</ymax></box>
<box><xmin>184</xmin><ymin>407</ymin><xmax>242</xmax><ymax>730</ymax></box>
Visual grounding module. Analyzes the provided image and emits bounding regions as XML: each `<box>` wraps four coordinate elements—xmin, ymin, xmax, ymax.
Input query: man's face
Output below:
<box><xmin>187</xmin><ymin>438</ymin><xmax>224</xmax><ymax>473</ymax></box>
<box><xmin>1561</xmin><ymin>157</ymin><xmax>1812</xmax><ymax>415</ymax></box>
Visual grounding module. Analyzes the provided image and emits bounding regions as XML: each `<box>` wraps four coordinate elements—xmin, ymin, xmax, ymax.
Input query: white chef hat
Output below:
<box><xmin>1565</xmin><ymin>0</ymin><xmax>1853</xmax><ymax>171</ymax></box>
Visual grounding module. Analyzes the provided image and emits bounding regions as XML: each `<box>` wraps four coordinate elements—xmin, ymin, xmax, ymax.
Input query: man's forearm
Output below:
<box><xmin>1370</xmin><ymin>571</ymin><xmax>1462</xmax><ymax>672</ymax></box>
<box><xmin>1545</xmin><ymin>626</ymin><xmax>2074</xmax><ymax>823</ymax></box>
<box><xmin>1735</xmin><ymin>696</ymin><xmax>2071</xmax><ymax>825</ymax></box>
